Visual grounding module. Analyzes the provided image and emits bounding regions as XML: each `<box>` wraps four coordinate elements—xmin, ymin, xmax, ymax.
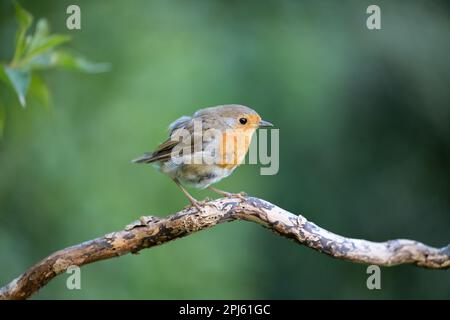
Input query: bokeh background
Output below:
<box><xmin>0</xmin><ymin>0</ymin><xmax>449</xmax><ymax>299</ymax></box>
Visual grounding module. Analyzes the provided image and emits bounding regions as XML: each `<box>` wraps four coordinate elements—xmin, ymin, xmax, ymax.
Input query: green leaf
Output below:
<box><xmin>29</xmin><ymin>74</ymin><xmax>50</xmax><ymax>109</ymax></box>
<box><xmin>12</xmin><ymin>2</ymin><xmax>33</xmax><ymax>64</ymax></box>
<box><xmin>4</xmin><ymin>66</ymin><xmax>31</xmax><ymax>107</ymax></box>
<box><xmin>24</xmin><ymin>52</ymin><xmax>53</xmax><ymax>70</ymax></box>
<box><xmin>0</xmin><ymin>101</ymin><xmax>5</xmax><ymax>138</ymax></box>
<box><xmin>24</xmin><ymin>35</ymin><xmax>71</xmax><ymax>63</ymax></box>
<box><xmin>15</xmin><ymin>3</ymin><xmax>33</xmax><ymax>30</ymax></box>
<box><xmin>25</xmin><ymin>18</ymin><xmax>50</xmax><ymax>54</ymax></box>
<box><xmin>23</xmin><ymin>19</ymin><xmax>71</xmax><ymax>63</ymax></box>
<box><xmin>51</xmin><ymin>50</ymin><xmax>110</xmax><ymax>73</ymax></box>
<box><xmin>0</xmin><ymin>65</ymin><xmax>8</xmax><ymax>84</ymax></box>
<box><xmin>0</xmin><ymin>65</ymin><xmax>16</xmax><ymax>93</ymax></box>
<box><xmin>26</xmin><ymin>50</ymin><xmax>110</xmax><ymax>73</ymax></box>
<box><xmin>33</xmin><ymin>18</ymin><xmax>49</xmax><ymax>38</ymax></box>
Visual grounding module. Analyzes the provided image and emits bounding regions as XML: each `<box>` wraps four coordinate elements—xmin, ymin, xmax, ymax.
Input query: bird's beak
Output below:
<box><xmin>258</xmin><ymin>119</ymin><xmax>274</xmax><ymax>128</ymax></box>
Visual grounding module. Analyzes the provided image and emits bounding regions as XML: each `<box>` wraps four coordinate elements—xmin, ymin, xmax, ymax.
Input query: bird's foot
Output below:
<box><xmin>223</xmin><ymin>191</ymin><xmax>247</xmax><ymax>200</ymax></box>
<box><xmin>184</xmin><ymin>197</ymin><xmax>223</xmax><ymax>212</ymax></box>
<box><xmin>184</xmin><ymin>198</ymin><xmax>213</xmax><ymax>212</ymax></box>
<box><xmin>236</xmin><ymin>191</ymin><xmax>248</xmax><ymax>200</ymax></box>
<box><xmin>208</xmin><ymin>186</ymin><xmax>247</xmax><ymax>201</ymax></box>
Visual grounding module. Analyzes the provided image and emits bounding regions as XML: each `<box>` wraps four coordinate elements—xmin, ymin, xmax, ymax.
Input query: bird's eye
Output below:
<box><xmin>239</xmin><ymin>117</ymin><xmax>248</xmax><ymax>125</ymax></box>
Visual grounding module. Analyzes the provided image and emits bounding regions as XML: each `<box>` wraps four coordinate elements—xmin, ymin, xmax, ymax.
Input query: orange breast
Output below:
<box><xmin>217</xmin><ymin>128</ymin><xmax>255</xmax><ymax>169</ymax></box>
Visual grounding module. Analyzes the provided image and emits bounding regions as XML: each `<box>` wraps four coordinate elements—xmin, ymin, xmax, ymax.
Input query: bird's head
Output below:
<box><xmin>195</xmin><ymin>104</ymin><xmax>273</xmax><ymax>130</ymax></box>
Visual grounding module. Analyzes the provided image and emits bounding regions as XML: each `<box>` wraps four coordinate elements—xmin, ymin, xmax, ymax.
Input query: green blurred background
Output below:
<box><xmin>0</xmin><ymin>0</ymin><xmax>449</xmax><ymax>299</ymax></box>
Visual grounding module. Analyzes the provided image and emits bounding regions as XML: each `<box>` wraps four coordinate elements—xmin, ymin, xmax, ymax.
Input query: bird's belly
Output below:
<box><xmin>177</xmin><ymin>164</ymin><xmax>233</xmax><ymax>189</ymax></box>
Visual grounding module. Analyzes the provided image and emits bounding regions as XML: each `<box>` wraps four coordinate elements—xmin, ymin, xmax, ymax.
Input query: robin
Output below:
<box><xmin>132</xmin><ymin>104</ymin><xmax>273</xmax><ymax>210</ymax></box>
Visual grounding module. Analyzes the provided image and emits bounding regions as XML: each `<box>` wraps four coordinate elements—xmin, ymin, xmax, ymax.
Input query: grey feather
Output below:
<box><xmin>131</xmin><ymin>152</ymin><xmax>154</xmax><ymax>163</ymax></box>
<box><xmin>168</xmin><ymin>116</ymin><xmax>192</xmax><ymax>134</ymax></box>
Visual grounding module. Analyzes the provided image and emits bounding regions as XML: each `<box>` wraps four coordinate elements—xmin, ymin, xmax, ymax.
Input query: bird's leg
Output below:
<box><xmin>172</xmin><ymin>178</ymin><xmax>204</xmax><ymax>211</ymax></box>
<box><xmin>208</xmin><ymin>186</ymin><xmax>247</xmax><ymax>200</ymax></box>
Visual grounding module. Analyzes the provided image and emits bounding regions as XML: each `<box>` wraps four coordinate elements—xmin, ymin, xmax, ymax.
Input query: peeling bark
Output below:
<box><xmin>0</xmin><ymin>197</ymin><xmax>448</xmax><ymax>300</ymax></box>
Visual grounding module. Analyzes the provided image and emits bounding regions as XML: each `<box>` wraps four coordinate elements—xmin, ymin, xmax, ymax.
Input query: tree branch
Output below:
<box><xmin>1</xmin><ymin>197</ymin><xmax>449</xmax><ymax>299</ymax></box>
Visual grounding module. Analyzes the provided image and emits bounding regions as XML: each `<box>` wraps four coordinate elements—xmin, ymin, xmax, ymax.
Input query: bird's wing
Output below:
<box><xmin>132</xmin><ymin>115</ymin><xmax>196</xmax><ymax>164</ymax></box>
<box><xmin>132</xmin><ymin>115</ymin><xmax>223</xmax><ymax>164</ymax></box>
<box><xmin>131</xmin><ymin>139</ymin><xmax>180</xmax><ymax>163</ymax></box>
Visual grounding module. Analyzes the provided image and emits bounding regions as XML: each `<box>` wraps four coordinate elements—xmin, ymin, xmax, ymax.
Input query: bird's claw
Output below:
<box><xmin>225</xmin><ymin>191</ymin><xmax>247</xmax><ymax>200</ymax></box>
<box><xmin>184</xmin><ymin>199</ymin><xmax>211</xmax><ymax>213</ymax></box>
<box><xmin>192</xmin><ymin>198</ymin><xmax>223</xmax><ymax>212</ymax></box>
<box><xmin>237</xmin><ymin>191</ymin><xmax>247</xmax><ymax>198</ymax></box>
